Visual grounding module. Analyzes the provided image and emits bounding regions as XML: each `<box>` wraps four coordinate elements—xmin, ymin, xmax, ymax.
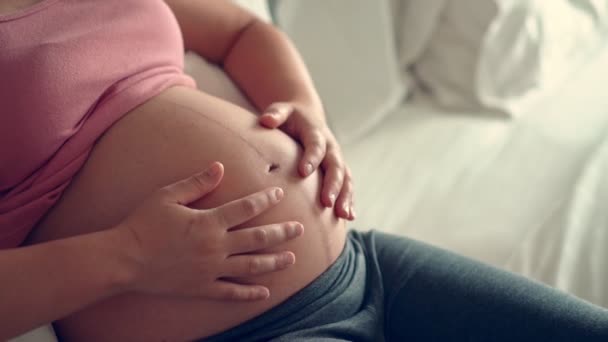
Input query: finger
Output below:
<box><xmin>222</xmin><ymin>251</ymin><xmax>296</xmax><ymax>277</ymax></box>
<box><xmin>335</xmin><ymin>171</ymin><xmax>354</xmax><ymax>220</ymax></box>
<box><xmin>228</xmin><ymin>222</ymin><xmax>304</xmax><ymax>254</ymax></box>
<box><xmin>299</xmin><ymin>128</ymin><xmax>326</xmax><ymax>177</ymax></box>
<box><xmin>348</xmin><ymin>183</ymin><xmax>356</xmax><ymax>220</ymax></box>
<box><xmin>161</xmin><ymin>162</ymin><xmax>224</xmax><ymax>205</ymax></box>
<box><xmin>210</xmin><ymin>187</ymin><xmax>284</xmax><ymax>228</ymax></box>
<box><xmin>259</xmin><ymin>103</ymin><xmax>293</xmax><ymax>129</ymax></box>
<box><xmin>321</xmin><ymin>152</ymin><xmax>345</xmax><ymax>208</ymax></box>
<box><xmin>207</xmin><ymin>281</ymin><xmax>270</xmax><ymax>301</ymax></box>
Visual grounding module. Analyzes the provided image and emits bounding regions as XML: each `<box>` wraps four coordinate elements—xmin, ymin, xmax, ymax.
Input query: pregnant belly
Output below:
<box><xmin>29</xmin><ymin>86</ymin><xmax>346</xmax><ymax>341</ymax></box>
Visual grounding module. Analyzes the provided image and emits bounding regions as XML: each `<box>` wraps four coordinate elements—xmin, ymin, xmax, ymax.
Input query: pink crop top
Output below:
<box><xmin>0</xmin><ymin>0</ymin><xmax>196</xmax><ymax>248</ymax></box>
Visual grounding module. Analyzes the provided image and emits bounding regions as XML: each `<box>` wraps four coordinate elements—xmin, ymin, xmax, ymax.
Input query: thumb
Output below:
<box><xmin>259</xmin><ymin>102</ymin><xmax>293</xmax><ymax>129</ymax></box>
<box><xmin>162</xmin><ymin>162</ymin><xmax>224</xmax><ymax>205</ymax></box>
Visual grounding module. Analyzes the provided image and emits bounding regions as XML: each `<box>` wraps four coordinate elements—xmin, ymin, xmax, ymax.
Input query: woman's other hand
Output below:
<box><xmin>259</xmin><ymin>102</ymin><xmax>355</xmax><ymax>221</ymax></box>
<box><xmin>116</xmin><ymin>162</ymin><xmax>303</xmax><ymax>301</ymax></box>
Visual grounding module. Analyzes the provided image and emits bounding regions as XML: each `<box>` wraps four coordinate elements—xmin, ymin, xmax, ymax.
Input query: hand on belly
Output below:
<box><xmin>30</xmin><ymin>86</ymin><xmax>346</xmax><ymax>341</ymax></box>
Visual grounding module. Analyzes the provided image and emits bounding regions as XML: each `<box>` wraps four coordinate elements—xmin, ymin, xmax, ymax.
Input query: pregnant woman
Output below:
<box><xmin>1</xmin><ymin>0</ymin><xmax>607</xmax><ymax>341</ymax></box>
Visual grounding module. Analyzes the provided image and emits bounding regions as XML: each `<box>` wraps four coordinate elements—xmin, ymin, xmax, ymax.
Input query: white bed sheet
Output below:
<box><xmin>343</xmin><ymin>45</ymin><xmax>608</xmax><ymax>307</ymax></box>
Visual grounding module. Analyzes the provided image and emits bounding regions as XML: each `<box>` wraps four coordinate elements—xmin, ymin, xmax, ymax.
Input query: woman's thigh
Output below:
<box><xmin>365</xmin><ymin>231</ymin><xmax>608</xmax><ymax>341</ymax></box>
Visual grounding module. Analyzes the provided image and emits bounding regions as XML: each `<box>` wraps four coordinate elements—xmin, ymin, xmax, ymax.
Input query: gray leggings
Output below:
<box><xmin>203</xmin><ymin>230</ymin><xmax>608</xmax><ymax>341</ymax></box>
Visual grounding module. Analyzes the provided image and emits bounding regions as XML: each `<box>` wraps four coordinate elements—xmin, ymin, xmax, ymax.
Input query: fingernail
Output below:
<box><xmin>257</xmin><ymin>287</ymin><xmax>270</xmax><ymax>299</ymax></box>
<box><xmin>351</xmin><ymin>207</ymin><xmax>357</xmax><ymax>219</ymax></box>
<box><xmin>328</xmin><ymin>193</ymin><xmax>336</xmax><ymax>207</ymax></box>
<box><xmin>304</xmin><ymin>163</ymin><xmax>313</xmax><ymax>175</ymax></box>
<box><xmin>281</xmin><ymin>252</ymin><xmax>295</xmax><ymax>266</ymax></box>
<box><xmin>292</xmin><ymin>223</ymin><xmax>304</xmax><ymax>236</ymax></box>
<box><xmin>342</xmin><ymin>203</ymin><xmax>349</xmax><ymax>215</ymax></box>
<box><xmin>283</xmin><ymin>253</ymin><xmax>296</xmax><ymax>265</ymax></box>
<box><xmin>205</xmin><ymin>163</ymin><xmax>220</xmax><ymax>177</ymax></box>
<box><xmin>274</xmin><ymin>188</ymin><xmax>284</xmax><ymax>201</ymax></box>
<box><xmin>266</xmin><ymin>108</ymin><xmax>281</xmax><ymax>117</ymax></box>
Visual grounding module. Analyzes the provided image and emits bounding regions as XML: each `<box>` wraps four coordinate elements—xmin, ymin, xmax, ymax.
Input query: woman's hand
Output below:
<box><xmin>259</xmin><ymin>102</ymin><xmax>355</xmax><ymax>221</ymax></box>
<box><xmin>116</xmin><ymin>162</ymin><xmax>303</xmax><ymax>301</ymax></box>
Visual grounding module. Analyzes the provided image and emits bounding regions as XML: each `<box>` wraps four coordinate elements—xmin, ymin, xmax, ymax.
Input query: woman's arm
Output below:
<box><xmin>0</xmin><ymin>229</ymin><xmax>133</xmax><ymax>340</ymax></box>
<box><xmin>166</xmin><ymin>0</ymin><xmax>355</xmax><ymax>219</ymax></box>
<box><xmin>166</xmin><ymin>0</ymin><xmax>321</xmax><ymax>113</ymax></box>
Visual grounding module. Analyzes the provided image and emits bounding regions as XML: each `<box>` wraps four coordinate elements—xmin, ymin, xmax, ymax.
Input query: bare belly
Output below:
<box><xmin>28</xmin><ymin>86</ymin><xmax>346</xmax><ymax>341</ymax></box>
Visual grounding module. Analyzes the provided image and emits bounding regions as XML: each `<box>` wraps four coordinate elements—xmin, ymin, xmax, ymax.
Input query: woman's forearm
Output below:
<box><xmin>222</xmin><ymin>20</ymin><xmax>325</xmax><ymax>118</ymax></box>
<box><xmin>0</xmin><ymin>228</ymin><xmax>133</xmax><ymax>340</ymax></box>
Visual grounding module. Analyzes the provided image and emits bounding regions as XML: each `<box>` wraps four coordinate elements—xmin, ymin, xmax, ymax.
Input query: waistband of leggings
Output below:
<box><xmin>203</xmin><ymin>231</ymin><xmax>361</xmax><ymax>341</ymax></box>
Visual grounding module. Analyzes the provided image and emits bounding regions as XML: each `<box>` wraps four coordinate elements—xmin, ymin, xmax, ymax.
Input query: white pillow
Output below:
<box><xmin>412</xmin><ymin>0</ymin><xmax>501</xmax><ymax>111</ymax></box>
<box><xmin>478</xmin><ymin>0</ymin><xmax>608</xmax><ymax>114</ymax></box>
<box><xmin>390</xmin><ymin>0</ymin><xmax>446</xmax><ymax>84</ymax></box>
<box><xmin>273</xmin><ymin>0</ymin><xmax>406</xmax><ymax>144</ymax></box>
<box><xmin>412</xmin><ymin>0</ymin><xmax>608</xmax><ymax>116</ymax></box>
